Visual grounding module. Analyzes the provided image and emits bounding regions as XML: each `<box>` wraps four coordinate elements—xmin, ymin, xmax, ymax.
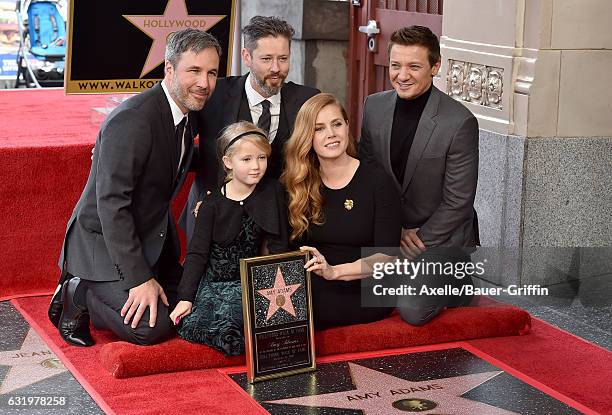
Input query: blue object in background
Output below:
<box><xmin>27</xmin><ymin>1</ymin><xmax>65</xmax><ymax>58</ymax></box>
<box><xmin>0</xmin><ymin>52</ymin><xmax>17</xmax><ymax>77</ymax></box>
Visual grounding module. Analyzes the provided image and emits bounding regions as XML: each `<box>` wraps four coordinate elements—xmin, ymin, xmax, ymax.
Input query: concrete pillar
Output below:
<box><xmin>434</xmin><ymin>0</ymin><xmax>612</xmax><ymax>286</ymax></box>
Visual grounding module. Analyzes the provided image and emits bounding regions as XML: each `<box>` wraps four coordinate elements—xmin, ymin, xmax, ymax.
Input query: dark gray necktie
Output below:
<box><xmin>258</xmin><ymin>100</ymin><xmax>271</xmax><ymax>134</ymax></box>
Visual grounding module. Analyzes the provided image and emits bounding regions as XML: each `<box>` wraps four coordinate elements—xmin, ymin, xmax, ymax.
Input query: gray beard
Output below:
<box><xmin>254</xmin><ymin>74</ymin><xmax>284</xmax><ymax>98</ymax></box>
<box><xmin>171</xmin><ymin>73</ymin><xmax>205</xmax><ymax>111</ymax></box>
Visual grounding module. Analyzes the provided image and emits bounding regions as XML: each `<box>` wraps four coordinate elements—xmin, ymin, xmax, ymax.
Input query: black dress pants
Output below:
<box><xmin>83</xmin><ymin>239</ymin><xmax>181</xmax><ymax>345</ymax></box>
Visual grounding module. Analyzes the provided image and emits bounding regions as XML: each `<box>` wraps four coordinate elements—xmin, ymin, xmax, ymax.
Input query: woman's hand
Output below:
<box><xmin>193</xmin><ymin>201</ymin><xmax>203</xmax><ymax>218</ymax></box>
<box><xmin>300</xmin><ymin>246</ymin><xmax>339</xmax><ymax>280</ymax></box>
<box><xmin>169</xmin><ymin>301</ymin><xmax>193</xmax><ymax>325</ymax></box>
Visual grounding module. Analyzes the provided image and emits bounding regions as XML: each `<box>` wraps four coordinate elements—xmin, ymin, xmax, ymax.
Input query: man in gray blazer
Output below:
<box><xmin>48</xmin><ymin>29</ymin><xmax>221</xmax><ymax>346</ymax></box>
<box><xmin>359</xmin><ymin>26</ymin><xmax>479</xmax><ymax>325</ymax></box>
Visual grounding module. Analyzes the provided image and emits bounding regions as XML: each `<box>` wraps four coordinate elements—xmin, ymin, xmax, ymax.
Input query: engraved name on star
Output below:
<box><xmin>257</xmin><ymin>267</ymin><xmax>302</xmax><ymax>321</ymax></box>
<box><xmin>123</xmin><ymin>0</ymin><xmax>226</xmax><ymax>77</ymax></box>
<box><xmin>266</xmin><ymin>363</ymin><xmax>519</xmax><ymax>415</ymax></box>
<box><xmin>0</xmin><ymin>328</ymin><xmax>66</xmax><ymax>394</ymax></box>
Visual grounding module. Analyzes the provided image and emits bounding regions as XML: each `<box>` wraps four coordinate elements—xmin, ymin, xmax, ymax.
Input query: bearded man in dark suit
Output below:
<box><xmin>182</xmin><ymin>16</ymin><xmax>319</xmax><ymax>239</ymax></box>
<box><xmin>48</xmin><ymin>29</ymin><xmax>221</xmax><ymax>346</ymax></box>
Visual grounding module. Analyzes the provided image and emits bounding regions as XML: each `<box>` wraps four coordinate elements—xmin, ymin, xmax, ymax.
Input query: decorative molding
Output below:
<box><xmin>446</xmin><ymin>60</ymin><xmax>504</xmax><ymax>110</ymax></box>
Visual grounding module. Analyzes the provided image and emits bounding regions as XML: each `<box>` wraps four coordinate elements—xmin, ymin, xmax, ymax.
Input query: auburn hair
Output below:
<box><xmin>281</xmin><ymin>93</ymin><xmax>356</xmax><ymax>241</ymax></box>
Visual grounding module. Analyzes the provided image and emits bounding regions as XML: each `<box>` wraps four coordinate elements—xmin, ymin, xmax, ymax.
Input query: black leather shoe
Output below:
<box><xmin>58</xmin><ymin>277</ymin><xmax>94</xmax><ymax>347</ymax></box>
<box><xmin>48</xmin><ymin>284</ymin><xmax>64</xmax><ymax>328</ymax></box>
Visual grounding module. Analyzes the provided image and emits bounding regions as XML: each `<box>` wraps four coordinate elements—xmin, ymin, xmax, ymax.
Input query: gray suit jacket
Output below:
<box><xmin>58</xmin><ymin>83</ymin><xmax>195</xmax><ymax>289</ymax></box>
<box><xmin>359</xmin><ymin>86</ymin><xmax>479</xmax><ymax>248</ymax></box>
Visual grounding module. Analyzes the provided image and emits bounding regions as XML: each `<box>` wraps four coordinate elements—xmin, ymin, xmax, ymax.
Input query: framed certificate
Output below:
<box><xmin>240</xmin><ymin>250</ymin><xmax>316</xmax><ymax>383</ymax></box>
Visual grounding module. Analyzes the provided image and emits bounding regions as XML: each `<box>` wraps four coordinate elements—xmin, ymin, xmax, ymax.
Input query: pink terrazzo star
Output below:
<box><xmin>267</xmin><ymin>363</ymin><xmax>519</xmax><ymax>415</ymax></box>
<box><xmin>257</xmin><ymin>267</ymin><xmax>302</xmax><ymax>321</ymax></box>
<box><xmin>0</xmin><ymin>328</ymin><xmax>66</xmax><ymax>394</ymax></box>
<box><xmin>123</xmin><ymin>0</ymin><xmax>226</xmax><ymax>77</ymax></box>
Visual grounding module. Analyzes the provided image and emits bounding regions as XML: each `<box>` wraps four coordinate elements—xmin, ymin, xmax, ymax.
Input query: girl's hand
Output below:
<box><xmin>301</xmin><ymin>246</ymin><xmax>338</xmax><ymax>280</ymax></box>
<box><xmin>169</xmin><ymin>301</ymin><xmax>193</xmax><ymax>325</ymax></box>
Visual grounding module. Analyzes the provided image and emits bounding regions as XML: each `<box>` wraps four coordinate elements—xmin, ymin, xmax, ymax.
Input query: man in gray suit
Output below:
<box><xmin>48</xmin><ymin>29</ymin><xmax>221</xmax><ymax>346</ymax></box>
<box><xmin>359</xmin><ymin>26</ymin><xmax>479</xmax><ymax>325</ymax></box>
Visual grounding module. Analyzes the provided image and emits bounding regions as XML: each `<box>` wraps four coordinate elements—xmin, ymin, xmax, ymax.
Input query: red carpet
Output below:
<box><xmin>469</xmin><ymin>321</ymin><xmax>612</xmax><ymax>414</ymax></box>
<box><xmin>12</xmin><ymin>296</ymin><xmax>610</xmax><ymax>415</ymax></box>
<box><xmin>0</xmin><ymin>89</ymin><xmax>192</xmax><ymax>301</ymax></box>
<box><xmin>99</xmin><ymin>302</ymin><xmax>530</xmax><ymax>378</ymax></box>
<box><xmin>4</xmin><ymin>89</ymin><xmax>610</xmax><ymax>414</ymax></box>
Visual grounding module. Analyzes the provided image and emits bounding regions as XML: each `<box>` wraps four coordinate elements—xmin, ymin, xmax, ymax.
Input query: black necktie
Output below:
<box><xmin>258</xmin><ymin>100</ymin><xmax>271</xmax><ymax>134</ymax></box>
<box><xmin>176</xmin><ymin>117</ymin><xmax>187</xmax><ymax>158</ymax></box>
<box><xmin>175</xmin><ymin>116</ymin><xmax>188</xmax><ymax>176</ymax></box>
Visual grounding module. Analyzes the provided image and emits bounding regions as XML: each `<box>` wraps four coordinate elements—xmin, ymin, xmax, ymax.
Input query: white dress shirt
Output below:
<box><xmin>161</xmin><ymin>80</ymin><xmax>188</xmax><ymax>168</ymax></box>
<box><xmin>244</xmin><ymin>73</ymin><xmax>281</xmax><ymax>143</ymax></box>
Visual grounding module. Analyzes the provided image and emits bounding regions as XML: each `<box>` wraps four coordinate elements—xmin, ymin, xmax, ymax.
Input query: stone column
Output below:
<box><xmin>434</xmin><ymin>0</ymin><xmax>612</xmax><ymax>287</ymax></box>
<box><xmin>240</xmin><ymin>0</ymin><xmax>349</xmax><ymax>105</ymax></box>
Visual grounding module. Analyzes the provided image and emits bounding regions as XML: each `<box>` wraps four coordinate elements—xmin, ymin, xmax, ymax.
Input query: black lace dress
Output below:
<box><xmin>176</xmin><ymin>178</ymin><xmax>288</xmax><ymax>355</ymax></box>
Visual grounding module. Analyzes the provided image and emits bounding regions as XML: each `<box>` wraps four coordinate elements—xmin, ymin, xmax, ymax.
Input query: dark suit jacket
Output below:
<box><xmin>182</xmin><ymin>73</ymin><xmax>319</xmax><ymax>239</ymax></box>
<box><xmin>359</xmin><ymin>86</ymin><xmax>479</xmax><ymax>248</ymax></box>
<box><xmin>58</xmin><ymin>83</ymin><xmax>195</xmax><ymax>289</ymax></box>
<box><xmin>195</xmin><ymin>73</ymin><xmax>319</xmax><ymax>189</ymax></box>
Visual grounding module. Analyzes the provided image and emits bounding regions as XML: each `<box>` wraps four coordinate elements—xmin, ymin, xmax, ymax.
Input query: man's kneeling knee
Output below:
<box><xmin>398</xmin><ymin>305</ymin><xmax>441</xmax><ymax>327</ymax></box>
<box><xmin>130</xmin><ymin>320</ymin><xmax>175</xmax><ymax>346</ymax></box>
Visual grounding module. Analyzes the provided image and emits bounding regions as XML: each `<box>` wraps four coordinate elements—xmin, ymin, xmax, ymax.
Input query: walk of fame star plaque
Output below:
<box><xmin>65</xmin><ymin>0</ymin><xmax>236</xmax><ymax>93</ymax></box>
<box><xmin>227</xmin><ymin>346</ymin><xmax>586</xmax><ymax>415</ymax></box>
<box><xmin>240</xmin><ymin>250</ymin><xmax>316</xmax><ymax>383</ymax></box>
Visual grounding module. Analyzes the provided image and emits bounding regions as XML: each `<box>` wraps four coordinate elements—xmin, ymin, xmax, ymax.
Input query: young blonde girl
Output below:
<box><xmin>170</xmin><ymin>121</ymin><xmax>288</xmax><ymax>355</ymax></box>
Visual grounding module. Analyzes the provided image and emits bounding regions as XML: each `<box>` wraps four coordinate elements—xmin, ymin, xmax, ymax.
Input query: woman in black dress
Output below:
<box><xmin>281</xmin><ymin>93</ymin><xmax>402</xmax><ymax>329</ymax></box>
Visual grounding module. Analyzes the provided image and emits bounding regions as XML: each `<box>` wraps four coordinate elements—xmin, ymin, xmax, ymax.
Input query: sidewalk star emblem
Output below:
<box><xmin>266</xmin><ymin>363</ymin><xmax>519</xmax><ymax>414</ymax></box>
<box><xmin>257</xmin><ymin>267</ymin><xmax>301</xmax><ymax>321</ymax></box>
<box><xmin>123</xmin><ymin>0</ymin><xmax>226</xmax><ymax>77</ymax></box>
<box><xmin>0</xmin><ymin>328</ymin><xmax>66</xmax><ymax>394</ymax></box>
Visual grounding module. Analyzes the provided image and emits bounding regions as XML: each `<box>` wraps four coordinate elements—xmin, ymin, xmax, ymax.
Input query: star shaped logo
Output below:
<box><xmin>0</xmin><ymin>328</ymin><xmax>66</xmax><ymax>394</ymax></box>
<box><xmin>257</xmin><ymin>267</ymin><xmax>302</xmax><ymax>321</ymax></box>
<box><xmin>266</xmin><ymin>363</ymin><xmax>519</xmax><ymax>414</ymax></box>
<box><xmin>123</xmin><ymin>0</ymin><xmax>226</xmax><ymax>77</ymax></box>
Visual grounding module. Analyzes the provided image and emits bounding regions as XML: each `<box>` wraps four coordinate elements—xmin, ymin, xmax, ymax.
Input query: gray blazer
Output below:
<box><xmin>359</xmin><ymin>86</ymin><xmax>479</xmax><ymax>248</ymax></box>
<box><xmin>58</xmin><ymin>83</ymin><xmax>195</xmax><ymax>289</ymax></box>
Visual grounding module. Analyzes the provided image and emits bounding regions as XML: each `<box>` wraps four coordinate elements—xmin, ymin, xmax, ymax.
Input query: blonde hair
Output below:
<box><xmin>217</xmin><ymin>121</ymin><xmax>271</xmax><ymax>182</ymax></box>
<box><xmin>281</xmin><ymin>93</ymin><xmax>357</xmax><ymax>241</ymax></box>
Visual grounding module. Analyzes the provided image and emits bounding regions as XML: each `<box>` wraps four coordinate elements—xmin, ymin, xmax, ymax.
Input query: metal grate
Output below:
<box><xmin>380</xmin><ymin>0</ymin><xmax>443</xmax><ymax>14</ymax></box>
